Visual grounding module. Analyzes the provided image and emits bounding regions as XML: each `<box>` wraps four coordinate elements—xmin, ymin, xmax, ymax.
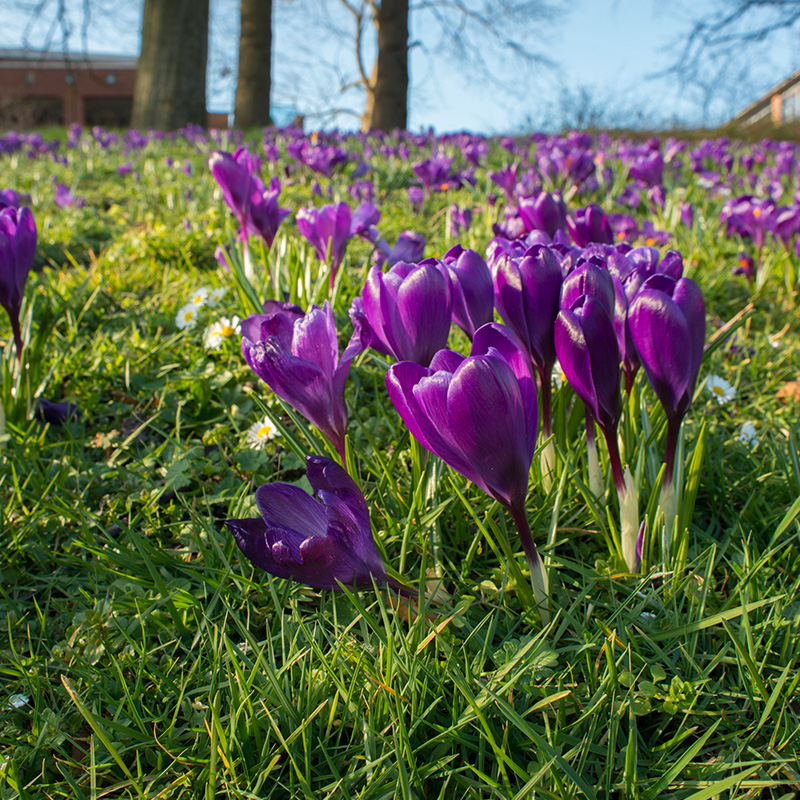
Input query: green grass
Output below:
<box><xmin>0</xmin><ymin>127</ymin><xmax>799</xmax><ymax>798</ymax></box>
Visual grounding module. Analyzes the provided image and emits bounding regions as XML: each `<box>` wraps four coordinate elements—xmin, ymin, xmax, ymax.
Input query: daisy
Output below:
<box><xmin>203</xmin><ymin>316</ymin><xmax>241</xmax><ymax>350</ymax></box>
<box><xmin>737</xmin><ymin>421</ymin><xmax>757</xmax><ymax>447</ymax></box>
<box><xmin>551</xmin><ymin>360</ymin><xmax>566</xmax><ymax>389</ymax></box>
<box><xmin>706</xmin><ymin>375</ymin><xmax>736</xmax><ymax>405</ymax></box>
<box><xmin>176</xmin><ymin>303</ymin><xmax>199</xmax><ymax>330</ymax></box>
<box><xmin>207</xmin><ymin>287</ymin><xmax>227</xmax><ymax>307</ymax></box>
<box><xmin>246</xmin><ymin>415</ymin><xmax>281</xmax><ymax>449</ymax></box>
<box><xmin>188</xmin><ymin>287</ymin><xmax>209</xmax><ymax>307</ymax></box>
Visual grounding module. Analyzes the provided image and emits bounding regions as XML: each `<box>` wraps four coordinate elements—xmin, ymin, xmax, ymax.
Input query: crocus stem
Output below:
<box><xmin>539</xmin><ymin>369</ymin><xmax>555</xmax><ymax>491</ymax></box>
<box><xmin>10</xmin><ymin>312</ymin><xmax>23</xmax><ymax>362</ymax></box>
<box><xmin>509</xmin><ymin>502</ymin><xmax>550</xmax><ymax>625</ymax></box>
<box><xmin>586</xmin><ymin>411</ymin><xmax>603</xmax><ymax>498</ymax></box>
<box><xmin>601</xmin><ymin>425</ymin><xmax>626</xmax><ymax>496</ymax></box>
<box><xmin>663</xmin><ymin>418</ymin><xmax>681</xmax><ymax>487</ymax></box>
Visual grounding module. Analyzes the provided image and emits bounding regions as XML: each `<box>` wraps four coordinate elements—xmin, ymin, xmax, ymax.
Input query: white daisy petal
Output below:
<box><xmin>176</xmin><ymin>303</ymin><xmax>199</xmax><ymax>330</ymax></box>
<box><xmin>737</xmin><ymin>421</ymin><xmax>757</xmax><ymax>447</ymax></box>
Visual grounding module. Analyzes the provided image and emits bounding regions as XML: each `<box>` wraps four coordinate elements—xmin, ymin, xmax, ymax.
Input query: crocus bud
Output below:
<box><xmin>567</xmin><ymin>203</ymin><xmax>613</xmax><ymax>247</ymax></box>
<box><xmin>0</xmin><ymin>206</ymin><xmax>37</xmax><ymax>356</ymax></box>
<box><xmin>359</xmin><ymin>261</ymin><xmax>453</xmax><ymax>366</ymax></box>
<box><xmin>441</xmin><ymin>245</ymin><xmax>494</xmax><ymax>340</ymax></box>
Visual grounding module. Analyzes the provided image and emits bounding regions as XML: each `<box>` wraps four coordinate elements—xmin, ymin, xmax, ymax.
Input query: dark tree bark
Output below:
<box><xmin>132</xmin><ymin>0</ymin><xmax>210</xmax><ymax>130</ymax></box>
<box><xmin>235</xmin><ymin>0</ymin><xmax>273</xmax><ymax>130</ymax></box>
<box><xmin>362</xmin><ymin>0</ymin><xmax>408</xmax><ymax>132</ymax></box>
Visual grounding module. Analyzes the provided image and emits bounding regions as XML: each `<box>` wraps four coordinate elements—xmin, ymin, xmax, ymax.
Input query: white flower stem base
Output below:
<box><xmin>619</xmin><ymin>466</ymin><xmax>639</xmax><ymax>572</ymax></box>
<box><xmin>587</xmin><ymin>437</ymin><xmax>604</xmax><ymax>497</ymax></box>
<box><xmin>540</xmin><ymin>439</ymin><xmax>556</xmax><ymax>492</ymax></box>
<box><xmin>660</xmin><ymin>479</ymin><xmax>678</xmax><ymax>566</ymax></box>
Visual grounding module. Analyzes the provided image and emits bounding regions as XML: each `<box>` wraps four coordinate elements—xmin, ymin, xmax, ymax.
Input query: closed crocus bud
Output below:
<box><xmin>518</xmin><ymin>191</ymin><xmax>567</xmax><ymax>238</ymax></box>
<box><xmin>441</xmin><ymin>245</ymin><xmax>494</xmax><ymax>339</ymax></box>
<box><xmin>626</xmin><ymin>247</ymin><xmax>683</xmax><ymax>281</ymax></box>
<box><xmin>628</xmin><ymin>275</ymin><xmax>705</xmax><ymax>432</ymax></box>
<box><xmin>555</xmin><ymin>294</ymin><xmax>622</xmax><ymax>449</ymax></box>
<box><xmin>680</xmin><ymin>202</ymin><xmax>694</xmax><ymax>228</ymax></box>
<box><xmin>227</xmin><ymin>456</ymin><xmax>406</xmax><ymax>593</ymax></box>
<box><xmin>567</xmin><ymin>203</ymin><xmax>613</xmax><ymax>247</ymax></box>
<box><xmin>241</xmin><ymin>300</ymin><xmax>366</xmax><ymax>463</ymax></box>
<box><xmin>360</xmin><ymin>260</ymin><xmax>453</xmax><ymax>366</ymax></box>
<box><xmin>560</xmin><ymin>259</ymin><xmax>616</xmax><ymax>315</ymax></box>
<box><xmin>0</xmin><ymin>205</ymin><xmax>37</xmax><ymax>357</ymax></box>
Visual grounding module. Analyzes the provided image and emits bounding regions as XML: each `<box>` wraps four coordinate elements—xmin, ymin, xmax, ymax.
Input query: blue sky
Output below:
<box><xmin>2</xmin><ymin>0</ymin><xmax>798</xmax><ymax>133</ymax></box>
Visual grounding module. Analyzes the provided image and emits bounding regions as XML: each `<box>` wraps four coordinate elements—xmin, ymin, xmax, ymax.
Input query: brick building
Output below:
<box><xmin>0</xmin><ymin>49</ymin><xmax>139</xmax><ymax>128</ymax></box>
<box><xmin>731</xmin><ymin>68</ymin><xmax>800</xmax><ymax>127</ymax></box>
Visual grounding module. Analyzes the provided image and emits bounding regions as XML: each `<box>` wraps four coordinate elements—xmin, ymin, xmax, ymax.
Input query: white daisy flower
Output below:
<box><xmin>207</xmin><ymin>287</ymin><xmax>227</xmax><ymax>307</ymax></box>
<box><xmin>7</xmin><ymin>694</ymin><xmax>28</xmax><ymax>709</ymax></box>
<box><xmin>188</xmin><ymin>287</ymin><xmax>209</xmax><ymax>306</ymax></box>
<box><xmin>767</xmin><ymin>334</ymin><xmax>780</xmax><ymax>349</ymax></box>
<box><xmin>706</xmin><ymin>374</ymin><xmax>736</xmax><ymax>405</ymax></box>
<box><xmin>737</xmin><ymin>421</ymin><xmax>757</xmax><ymax>447</ymax></box>
<box><xmin>203</xmin><ymin>316</ymin><xmax>241</xmax><ymax>350</ymax></box>
<box><xmin>246</xmin><ymin>415</ymin><xmax>281</xmax><ymax>449</ymax></box>
<box><xmin>176</xmin><ymin>303</ymin><xmax>199</xmax><ymax>330</ymax></box>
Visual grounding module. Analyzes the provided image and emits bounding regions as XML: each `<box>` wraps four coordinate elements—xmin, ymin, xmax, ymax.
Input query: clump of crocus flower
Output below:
<box><xmin>227</xmin><ymin>455</ymin><xmax>411</xmax><ymax>595</ymax></box>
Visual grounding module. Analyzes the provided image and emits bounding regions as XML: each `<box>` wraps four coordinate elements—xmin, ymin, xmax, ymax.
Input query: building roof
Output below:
<box><xmin>0</xmin><ymin>48</ymin><xmax>137</xmax><ymax>70</ymax></box>
<box><xmin>732</xmin><ymin>67</ymin><xmax>800</xmax><ymax>124</ymax></box>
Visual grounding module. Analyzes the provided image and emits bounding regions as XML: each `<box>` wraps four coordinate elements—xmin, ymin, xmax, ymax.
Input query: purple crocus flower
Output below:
<box><xmin>241</xmin><ymin>300</ymin><xmax>366</xmax><ymax>463</ymax></box>
<box><xmin>628</xmin><ymin>275</ymin><xmax>705</xmax><ymax>483</ymax></box>
<box><xmin>53</xmin><ymin>182</ymin><xmax>85</xmax><ymax>209</ymax></box>
<box><xmin>357</xmin><ymin>260</ymin><xmax>453</xmax><ymax>366</ymax></box>
<box><xmin>493</xmin><ymin>244</ymin><xmax>563</xmax><ymax>437</ymax></box>
<box><xmin>297</xmin><ymin>202</ymin><xmax>379</xmax><ymax>290</ymax></box>
<box><xmin>567</xmin><ymin>204</ymin><xmax>613</xmax><ymax>247</ymax></box>
<box><xmin>0</xmin><ymin>206</ymin><xmax>37</xmax><ymax>357</ymax></box>
<box><xmin>518</xmin><ymin>192</ymin><xmax>567</xmax><ymax>239</ymax></box>
<box><xmin>208</xmin><ymin>147</ymin><xmax>260</xmax><ymax>230</ymax></box>
<box><xmin>245</xmin><ymin>176</ymin><xmax>291</xmax><ymax>250</ymax></box>
<box><xmin>0</xmin><ymin>189</ymin><xmax>22</xmax><ymax>210</ymax></box>
<box><xmin>449</xmin><ymin>204</ymin><xmax>473</xmax><ymax>238</ymax></box>
<box><xmin>440</xmin><ymin>245</ymin><xmax>493</xmax><ymax>340</ymax></box>
<box><xmin>372</xmin><ymin>230</ymin><xmax>426</xmax><ymax>268</ymax></box>
<box><xmin>386</xmin><ymin>323</ymin><xmax>548</xmax><ymax>618</ymax></box>
<box><xmin>227</xmin><ymin>455</ymin><xmax>406</xmax><ymax>593</ymax></box>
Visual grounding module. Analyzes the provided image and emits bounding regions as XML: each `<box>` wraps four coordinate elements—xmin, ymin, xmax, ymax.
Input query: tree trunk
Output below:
<box><xmin>362</xmin><ymin>0</ymin><xmax>408</xmax><ymax>132</ymax></box>
<box><xmin>132</xmin><ymin>0</ymin><xmax>209</xmax><ymax>131</ymax></box>
<box><xmin>234</xmin><ymin>0</ymin><xmax>273</xmax><ymax>130</ymax></box>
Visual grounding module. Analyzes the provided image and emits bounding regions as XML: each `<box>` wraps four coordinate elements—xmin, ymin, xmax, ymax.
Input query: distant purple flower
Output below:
<box><xmin>412</xmin><ymin>154</ymin><xmax>455</xmax><ymax>193</ymax></box>
<box><xmin>246</xmin><ymin>176</ymin><xmax>291</xmax><ymax>250</ymax></box>
<box><xmin>518</xmin><ymin>192</ymin><xmax>567</xmax><ymax>239</ymax></box>
<box><xmin>227</xmin><ymin>456</ymin><xmax>402</xmax><ymax>593</ymax></box>
<box><xmin>407</xmin><ymin>186</ymin><xmax>424</xmax><ymax>212</ymax></box>
<box><xmin>53</xmin><ymin>182</ymin><xmax>85</xmax><ymax>209</ymax></box>
<box><xmin>357</xmin><ymin>260</ymin><xmax>453</xmax><ymax>366</ymax></box>
<box><xmin>0</xmin><ymin>189</ymin><xmax>22</xmax><ymax>210</ymax></box>
<box><xmin>680</xmin><ymin>202</ymin><xmax>694</xmax><ymax>228</ymax></box>
<box><xmin>372</xmin><ymin>230</ymin><xmax>426</xmax><ymax>268</ymax></box>
<box><xmin>117</xmin><ymin>161</ymin><xmax>134</xmax><ymax>176</ymax></box>
<box><xmin>449</xmin><ymin>204</ymin><xmax>473</xmax><ymax>238</ymax></box>
<box><xmin>567</xmin><ymin>204</ymin><xmax>613</xmax><ymax>247</ymax></box>
<box><xmin>241</xmin><ymin>300</ymin><xmax>367</xmax><ymax>462</ymax></box>
<box><xmin>296</xmin><ymin>202</ymin><xmax>376</xmax><ymax>290</ymax></box>
<box><xmin>489</xmin><ymin>163</ymin><xmax>520</xmax><ymax>203</ymax></box>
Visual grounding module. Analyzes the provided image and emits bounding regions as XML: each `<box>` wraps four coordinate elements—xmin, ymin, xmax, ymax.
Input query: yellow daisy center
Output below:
<box><xmin>183</xmin><ymin>310</ymin><xmax>194</xmax><ymax>321</ymax></box>
<box><xmin>220</xmin><ymin>325</ymin><xmax>235</xmax><ymax>338</ymax></box>
<box><xmin>257</xmin><ymin>424</ymin><xmax>274</xmax><ymax>439</ymax></box>
<box><xmin>712</xmin><ymin>385</ymin><xmax>725</xmax><ymax>395</ymax></box>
